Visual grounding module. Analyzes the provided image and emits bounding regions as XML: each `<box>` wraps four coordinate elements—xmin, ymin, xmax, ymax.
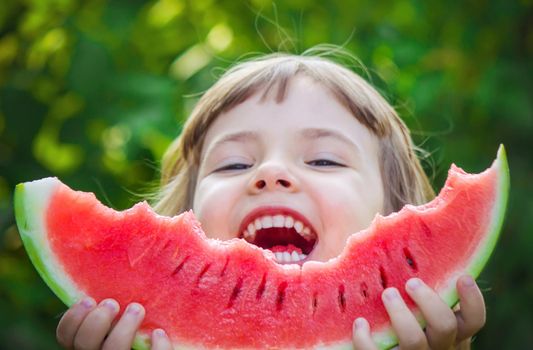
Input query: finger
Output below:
<box><xmin>56</xmin><ymin>298</ymin><xmax>97</xmax><ymax>348</ymax></box>
<box><xmin>102</xmin><ymin>303</ymin><xmax>145</xmax><ymax>350</ymax></box>
<box><xmin>352</xmin><ymin>318</ymin><xmax>379</xmax><ymax>350</ymax></box>
<box><xmin>405</xmin><ymin>278</ymin><xmax>456</xmax><ymax>350</ymax></box>
<box><xmin>454</xmin><ymin>275</ymin><xmax>486</xmax><ymax>342</ymax></box>
<box><xmin>382</xmin><ymin>288</ymin><xmax>428</xmax><ymax>350</ymax></box>
<box><xmin>74</xmin><ymin>299</ymin><xmax>120</xmax><ymax>350</ymax></box>
<box><xmin>151</xmin><ymin>328</ymin><xmax>173</xmax><ymax>350</ymax></box>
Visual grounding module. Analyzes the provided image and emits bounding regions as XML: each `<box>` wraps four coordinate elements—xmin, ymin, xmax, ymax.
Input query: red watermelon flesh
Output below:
<box><xmin>14</xmin><ymin>146</ymin><xmax>509</xmax><ymax>349</ymax></box>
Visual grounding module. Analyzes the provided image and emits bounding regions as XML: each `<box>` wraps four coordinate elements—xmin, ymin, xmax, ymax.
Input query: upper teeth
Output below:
<box><xmin>275</xmin><ymin>251</ymin><xmax>307</xmax><ymax>263</ymax></box>
<box><xmin>242</xmin><ymin>215</ymin><xmax>314</xmax><ymax>241</ymax></box>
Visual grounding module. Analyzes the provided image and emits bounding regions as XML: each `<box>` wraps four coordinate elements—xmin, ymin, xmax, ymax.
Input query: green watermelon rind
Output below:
<box><xmin>462</xmin><ymin>145</ymin><xmax>509</xmax><ymax>283</ymax></box>
<box><xmin>14</xmin><ymin>181</ymin><xmax>78</xmax><ymax>305</ymax></box>
<box><xmin>14</xmin><ymin>146</ymin><xmax>509</xmax><ymax>350</ymax></box>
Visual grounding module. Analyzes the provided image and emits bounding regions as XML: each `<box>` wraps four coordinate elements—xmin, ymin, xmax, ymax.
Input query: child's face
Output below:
<box><xmin>192</xmin><ymin>76</ymin><xmax>384</xmax><ymax>264</ymax></box>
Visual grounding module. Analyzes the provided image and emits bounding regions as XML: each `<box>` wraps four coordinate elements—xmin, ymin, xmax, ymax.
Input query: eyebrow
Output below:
<box><xmin>300</xmin><ymin>128</ymin><xmax>361</xmax><ymax>154</ymax></box>
<box><xmin>209</xmin><ymin>131</ymin><xmax>259</xmax><ymax>150</ymax></box>
<box><xmin>204</xmin><ymin>128</ymin><xmax>361</xmax><ymax>157</ymax></box>
<box><xmin>201</xmin><ymin>131</ymin><xmax>258</xmax><ymax>164</ymax></box>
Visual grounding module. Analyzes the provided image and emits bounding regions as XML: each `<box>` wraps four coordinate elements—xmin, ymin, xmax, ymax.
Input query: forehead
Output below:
<box><xmin>201</xmin><ymin>76</ymin><xmax>380</xmax><ymax>154</ymax></box>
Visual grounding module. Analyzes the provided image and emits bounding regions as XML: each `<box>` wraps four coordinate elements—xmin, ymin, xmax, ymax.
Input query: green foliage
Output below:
<box><xmin>0</xmin><ymin>0</ymin><xmax>531</xmax><ymax>349</ymax></box>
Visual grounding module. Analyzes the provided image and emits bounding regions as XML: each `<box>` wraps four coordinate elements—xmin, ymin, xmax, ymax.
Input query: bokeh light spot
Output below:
<box><xmin>147</xmin><ymin>0</ymin><xmax>184</xmax><ymax>28</ymax></box>
<box><xmin>169</xmin><ymin>44</ymin><xmax>211</xmax><ymax>80</ymax></box>
<box><xmin>207</xmin><ymin>23</ymin><xmax>233</xmax><ymax>52</ymax></box>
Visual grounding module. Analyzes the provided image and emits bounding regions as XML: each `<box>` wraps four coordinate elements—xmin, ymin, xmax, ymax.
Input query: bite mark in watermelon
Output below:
<box><xmin>14</xmin><ymin>146</ymin><xmax>510</xmax><ymax>349</ymax></box>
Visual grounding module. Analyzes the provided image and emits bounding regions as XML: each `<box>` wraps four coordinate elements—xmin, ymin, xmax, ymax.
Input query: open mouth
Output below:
<box><xmin>239</xmin><ymin>212</ymin><xmax>318</xmax><ymax>264</ymax></box>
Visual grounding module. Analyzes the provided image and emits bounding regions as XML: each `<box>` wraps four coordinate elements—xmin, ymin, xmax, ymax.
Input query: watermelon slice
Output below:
<box><xmin>14</xmin><ymin>145</ymin><xmax>509</xmax><ymax>350</ymax></box>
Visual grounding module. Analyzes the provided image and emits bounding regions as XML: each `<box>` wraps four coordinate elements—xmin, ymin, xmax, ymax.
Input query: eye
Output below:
<box><xmin>307</xmin><ymin>159</ymin><xmax>345</xmax><ymax>167</ymax></box>
<box><xmin>214</xmin><ymin>163</ymin><xmax>252</xmax><ymax>172</ymax></box>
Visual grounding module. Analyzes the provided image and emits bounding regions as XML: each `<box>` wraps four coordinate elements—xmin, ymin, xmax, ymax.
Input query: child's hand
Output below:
<box><xmin>352</xmin><ymin>275</ymin><xmax>485</xmax><ymax>350</ymax></box>
<box><xmin>56</xmin><ymin>298</ymin><xmax>172</xmax><ymax>350</ymax></box>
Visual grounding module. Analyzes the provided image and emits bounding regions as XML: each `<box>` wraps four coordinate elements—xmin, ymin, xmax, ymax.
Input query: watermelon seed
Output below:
<box><xmin>196</xmin><ymin>263</ymin><xmax>212</xmax><ymax>286</ymax></box>
<box><xmin>379</xmin><ymin>266</ymin><xmax>388</xmax><ymax>289</ymax></box>
<box><xmin>276</xmin><ymin>282</ymin><xmax>288</xmax><ymax>311</ymax></box>
<box><xmin>419</xmin><ymin>218</ymin><xmax>432</xmax><ymax>237</ymax></box>
<box><xmin>403</xmin><ymin>247</ymin><xmax>418</xmax><ymax>272</ymax></box>
<box><xmin>162</xmin><ymin>240</ymin><xmax>172</xmax><ymax>252</ymax></box>
<box><xmin>227</xmin><ymin>277</ymin><xmax>243</xmax><ymax>308</ymax></box>
<box><xmin>360</xmin><ymin>282</ymin><xmax>369</xmax><ymax>299</ymax></box>
<box><xmin>256</xmin><ymin>273</ymin><xmax>267</xmax><ymax>299</ymax></box>
<box><xmin>338</xmin><ymin>285</ymin><xmax>346</xmax><ymax>312</ymax></box>
<box><xmin>220</xmin><ymin>256</ymin><xmax>230</xmax><ymax>277</ymax></box>
<box><xmin>312</xmin><ymin>293</ymin><xmax>318</xmax><ymax>316</ymax></box>
<box><xmin>172</xmin><ymin>256</ymin><xmax>190</xmax><ymax>276</ymax></box>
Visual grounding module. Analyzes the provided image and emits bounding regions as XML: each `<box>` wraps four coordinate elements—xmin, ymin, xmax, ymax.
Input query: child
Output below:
<box><xmin>55</xmin><ymin>53</ymin><xmax>486</xmax><ymax>350</ymax></box>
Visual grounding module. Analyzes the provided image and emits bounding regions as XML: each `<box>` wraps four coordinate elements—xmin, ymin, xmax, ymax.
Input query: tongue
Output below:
<box><xmin>269</xmin><ymin>244</ymin><xmax>302</xmax><ymax>254</ymax></box>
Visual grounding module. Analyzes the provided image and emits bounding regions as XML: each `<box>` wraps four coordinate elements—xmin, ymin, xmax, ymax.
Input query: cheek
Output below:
<box><xmin>310</xmin><ymin>176</ymin><xmax>383</xmax><ymax>233</ymax></box>
<box><xmin>192</xmin><ymin>178</ymin><xmax>243</xmax><ymax>240</ymax></box>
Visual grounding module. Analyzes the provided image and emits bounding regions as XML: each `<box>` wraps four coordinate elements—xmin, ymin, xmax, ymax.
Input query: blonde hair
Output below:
<box><xmin>153</xmin><ymin>53</ymin><xmax>434</xmax><ymax>216</ymax></box>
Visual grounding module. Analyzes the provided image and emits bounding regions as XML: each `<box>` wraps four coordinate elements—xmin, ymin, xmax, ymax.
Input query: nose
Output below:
<box><xmin>248</xmin><ymin>161</ymin><xmax>298</xmax><ymax>193</ymax></box>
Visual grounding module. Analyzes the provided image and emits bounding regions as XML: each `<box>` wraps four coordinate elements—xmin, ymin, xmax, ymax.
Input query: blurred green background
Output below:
<box><xmin>0</xmin><ymin>0</ymin><xmax>531</xmax><ymax>349</ymax></box>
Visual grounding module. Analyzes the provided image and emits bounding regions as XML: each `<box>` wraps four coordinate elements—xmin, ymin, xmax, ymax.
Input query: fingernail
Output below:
<box><xmin>80</xmin><ymin>297</ymin><xmax>95</xmax><ymax>309</ymax></box>
<box><xmin>101</xmin><ymin>299</ymin><xmax>118</xmax><ymax>312</ymax></box>
<box><xmin>154</xmin><ymin>328</ymin><xmax>166</xmax><ymax>338</ymax></box>
<box><xmin>354</xmin><ymin>317</ymin><xmax>368</xmax><ymax>331</ymax></box>
<box><xmin>383</xmin><ymin>288</ymin><xmax>399</xmax><ymax>301</ymax></box>
<box><xmin>127</xmin><ymin>303</ymin><xmax>141</xmax><ymax>315</ymax></box>
<box><xmin>462</xmin><ymin>275</ymin><xmax>476</xmax><ymax>287</ymax></box>
<box><xmin>406</xmin><ymin>278</ymin><xmax>422</xmax><ymax>291</ymax></box>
